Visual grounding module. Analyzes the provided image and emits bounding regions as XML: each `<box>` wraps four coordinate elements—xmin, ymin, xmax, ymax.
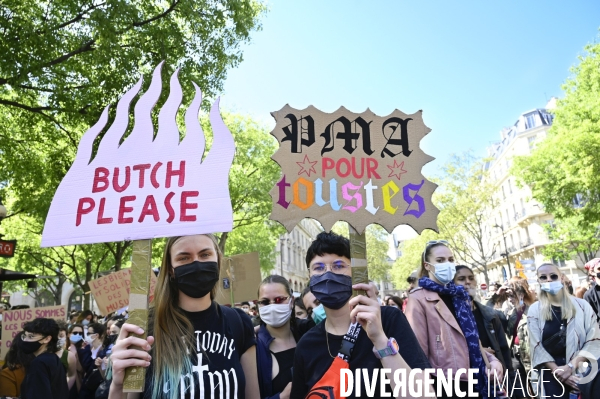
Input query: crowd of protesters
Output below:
<box><xmin>1</xmin><ymin>234</ymin><xmax>600</xmax><ymax>399</ymax></box>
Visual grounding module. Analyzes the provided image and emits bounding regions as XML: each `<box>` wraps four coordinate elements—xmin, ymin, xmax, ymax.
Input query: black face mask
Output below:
<box><xmin>20</xmin><ymin>338</ymin><xmax>45</xmax><ymax>354</ymax></box>
<box><xmin>107</xmin><ymin>334</ymin><xmax>118</xmax><ymax>344</ymax></box>
<box><xmin>173</xmin><ymin>261</ymin><xmax>219</xmax><ymax>299</ymax></box>
<box><xmin>309</xmin><ymin>272</ymin><xmax>353</xmax><ymax>310</ymax></box>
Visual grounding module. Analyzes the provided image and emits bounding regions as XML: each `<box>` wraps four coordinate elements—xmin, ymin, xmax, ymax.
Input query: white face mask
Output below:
<box><xmin>82</xmin><ymin>319</ymin><xmax>90</xmax><ymax>326</ymax></box>
<box><xmin>259</xmin><ymin>302</ymin><xmax>292</xmax><ymax>328</ymax></box>
<box><xmin>428</xmin><ymin>262</ymin><xmax>456</xmax><ymax>285</ymax></box>
<box><xmin>84</xmin><ymin>335</ymin><xmax>95</xmax><ymax>344</ymax></box>
<box><xmin>57</xmin><ymin>337</ymin><xmax>67</xmax><ymax>348</ymax></box>
<box><xmin>541</xmin><ymin>281</ymin><xmax>563</xmax><ymax>296</ymax></box>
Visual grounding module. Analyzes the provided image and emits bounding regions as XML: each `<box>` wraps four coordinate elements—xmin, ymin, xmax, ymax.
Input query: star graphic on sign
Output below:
<box><xmin>296</xmin><ymin>155</ymin><xmax>318</xmax><ymax>177</ymax></box>
<box><xmin>387</xmin><ymin>160</ymin><xmax>408</xmax><ymax>180</ymax></box>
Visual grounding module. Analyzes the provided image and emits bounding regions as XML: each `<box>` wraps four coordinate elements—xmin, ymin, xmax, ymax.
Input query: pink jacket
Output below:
<box><xmin>405</xmin><ymin>287</ymin><xmax>498</xmax><ymax>379</ymax></box>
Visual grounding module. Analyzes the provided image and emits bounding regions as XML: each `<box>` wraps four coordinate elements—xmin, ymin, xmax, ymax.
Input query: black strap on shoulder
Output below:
<box><xmin>337</xmin><ymin>322</ymin><xmax>362</xmax><ymax>362</ymax></box>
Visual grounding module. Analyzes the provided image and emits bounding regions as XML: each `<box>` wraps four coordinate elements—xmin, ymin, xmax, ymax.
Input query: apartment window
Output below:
<box><xmin>505</xmin><ymin>210</ymin><xmax>510</xmax><ymax>226</ymax></box>
<box><xmin>526</xmin><ymin>114</ymin><xmax>536</xmax><ymax>129</ymax></box>
<box><xmin>502</xmin><ymin>186</ymin><xmax>506</xmax><ymax>199</ymax></box>
<box><xmin>528</xmin><ymin>135</ymin><xmax>537</xmax><ymax>150</ymax></box>
<box><xmin>508</xmin><ymin>179</ymin><xmax>512</xmax><ymax>194</ymax></box>
<box><xmin>573</xmin><ymin>193</ymin><xmax>585</xmax><ymax>208</ymax></box>
<box><xmin>513</xmin><ymin>204</ymin><xmax>517</xmax><ymax>220</ymax></box>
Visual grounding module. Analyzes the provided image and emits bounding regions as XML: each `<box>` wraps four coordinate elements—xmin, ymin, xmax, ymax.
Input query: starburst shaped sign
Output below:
<box><xmin>269</xmin><ymin>105</ymin><xmax>439</xmax><ymax>234</ymax></box>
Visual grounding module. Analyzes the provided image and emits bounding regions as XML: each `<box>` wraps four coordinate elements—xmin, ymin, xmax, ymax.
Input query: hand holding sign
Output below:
<box><xmin>42</xmin><ymin>63</ymin><xmax>235</xmax><ymax>247</ymax></box>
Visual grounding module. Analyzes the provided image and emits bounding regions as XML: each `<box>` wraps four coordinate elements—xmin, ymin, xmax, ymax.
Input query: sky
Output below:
<box><xmin>220</xmin><ymin>1</ymin><xmax>600</xmax><ymax>238</ymax></box>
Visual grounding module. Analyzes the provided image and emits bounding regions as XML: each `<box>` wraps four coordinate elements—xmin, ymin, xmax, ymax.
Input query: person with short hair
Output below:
<box><xmin>20</xmin><ymin>318</ymin><xmax>69</xmax><ymax>399</ymax></box>
<box><xmin>290</xmin><ymin>232</ymin><xmax>431</xmax><ymax>398</ymax></box>
<box><xmin>241</xmin><ymin>301</ymin><xmax>251</xmax><ymax>314</ymax></box>
<box><xmin>294</xmin><ymin>297</ymin><xmax>308</xmax><ymax>319</ymax></box>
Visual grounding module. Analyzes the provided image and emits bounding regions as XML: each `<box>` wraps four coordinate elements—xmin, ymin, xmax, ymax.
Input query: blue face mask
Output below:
<box><xmin>311</xmin><ymin>304</ymin><xmax>326</xmax><ymax>324</ymax></box>
<box><xmin>541</xmin><ymin>281</ymin><xmax>563</xmax><ymax>296</ymax></box>
<box><xmin>428</xmin><ymin>262</ymin><xmax>456</xmax><ymax>285</ymax></box>
<box><xmin>70</xmin><ymin>333</ymin><xmax>83</xmax><ymax>343</ymax></box>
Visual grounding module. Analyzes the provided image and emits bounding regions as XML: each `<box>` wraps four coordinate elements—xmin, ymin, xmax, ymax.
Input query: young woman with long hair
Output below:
<box><xmin>405</xmin><ymin>241</ymin><xmax>504</xmax><ymax>399</ymax></box>
<box><xmin>0</xmin><ymin>330</ymin><xmax>35</xmax><ymax>397</ymax></box>
<box><xmin>528</xmin><ymin>263</ymin><xmax>600</xmax><ymax>398</ymax></box>
<box><xmin>108</xmin><ymin>234</ymin><xmax>259</xmax><ymax>399</ymax></box>
<box><xmin>256</xmin><ymin>275</ymin><xmax>314</xmax><ymax>399</ymax></box>
<box><xmin>68</xmin><ymin>323</ymin><xmax>85</xmax><ymax>397</ymax></box>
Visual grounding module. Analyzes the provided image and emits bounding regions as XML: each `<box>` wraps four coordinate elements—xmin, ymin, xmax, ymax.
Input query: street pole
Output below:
<box><xmin>494</xmin><ymin>224</ymin><xmax>512</xmax><ymax>279</ymax></box>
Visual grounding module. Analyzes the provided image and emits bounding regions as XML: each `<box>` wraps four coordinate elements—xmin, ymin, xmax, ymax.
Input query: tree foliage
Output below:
<box><xmin>435</xmin><ymin>153</ymin><xmax>499</xmax><ymax>286</ymax></box>
<box><xmin>512</xmin><ymin>41</ymin><xmax>600</xmax><ymax>224</ymax></box>
<box><xmin>541</xmin><ymin>215</ymin><xmax>600</xmax><ymax>269</ymax></box>
<box><xmin>0</xmin><ymin>0</ymin><xmax>265</xmax><ymax>221</ymax></box>
<box><xmin>0</xmin><ymin>1</ymin><xmax>267</xmax><ymax>305</ymax></box>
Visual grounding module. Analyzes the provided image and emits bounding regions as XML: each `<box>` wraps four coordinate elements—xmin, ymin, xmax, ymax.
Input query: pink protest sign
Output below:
<box><xmin>89</xmin><ymin>269</ymin><xmax>157</xmax><ymax>315</ymax></box>
<box><xmin>269</xmin><ymin>106</ymin><xmax>439</xmax><ymax>234</ymax></box>
<box><xmin>1</xmin><ymin>305</ymin><xmax>67</xmax><ymax>360</ymax></box>
<box><xmin>41</xmin><ymin>62</ymin><xmax>236</xmax><ymax>247</ymax></box>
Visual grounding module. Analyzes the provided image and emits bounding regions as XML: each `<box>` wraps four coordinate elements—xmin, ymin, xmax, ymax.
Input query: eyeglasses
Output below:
<box><xmin>422</xmin><ymin>240</ymin><xmax>449</xmax><ymax>262</ymax></box>
<box><xmin>71</xmin><ymin>331</ymin><xmax>83</xmax><ymax>336</ymax></box>
<box><xmin>310</xmin><ymin>261</ymin><xmax>350</xmax><ymax>274</ymax></box>
<box><xmin>539</xmin><ymin>274</ymin><xmax>560</xmax><ymax>282</ymax></box>
<box><xmin>257</xmin><ymin>296</ymin><xmax>290</xmax><ymax>307</ymax></box>
<box><xmin>21</xmin><ymin>333</ymin><xmax>42</xmax><ymax>341</ymax></box>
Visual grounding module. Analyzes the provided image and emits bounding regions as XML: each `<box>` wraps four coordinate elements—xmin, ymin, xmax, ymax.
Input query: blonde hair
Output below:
<box><xmin>149</xmin><ymin>234</ymin><xmax>222</xmax><ymax>399</ymax></box>
<box><xmin>537</xmin><ymin>263</ymin><xmax>575</xmax><ymax>321</ymax></box>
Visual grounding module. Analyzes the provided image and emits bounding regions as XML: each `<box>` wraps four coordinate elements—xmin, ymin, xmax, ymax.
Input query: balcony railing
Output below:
<box><xmin>520</xmin><ymin>238</ymin><xmax>533</xmax><ymax>248</ymax></box>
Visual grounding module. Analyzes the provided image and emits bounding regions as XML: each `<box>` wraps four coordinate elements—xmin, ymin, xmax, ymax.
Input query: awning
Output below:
<box><xmin>0</xmin><ymin>268</ymin><xmax>36</xmax><ymax>281</ymax></box>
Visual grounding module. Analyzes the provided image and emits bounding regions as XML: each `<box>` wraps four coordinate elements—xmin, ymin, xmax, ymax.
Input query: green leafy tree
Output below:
<box><xmin>0</xmin><ymin>1</ymin><xmax>266</xmax><ymax>304</ymax></box>
<box><xmin>512</xmin><ymin>41</ymin><xmax>600</xmax><ymax>224</ymax></box>
<box><xmin>390</xmin><ymin>230</ymin><xmax>438</xmax><ymax>289</ymax></box>
<box><xmin>541</xmin><ymin>215</ymin><xmax>600</xmax><ymax>269</ymax></box>
<box><xmin>435</xmin><ymin>153</ymin><xmax>499</xmax><ymax>286</ymax></box>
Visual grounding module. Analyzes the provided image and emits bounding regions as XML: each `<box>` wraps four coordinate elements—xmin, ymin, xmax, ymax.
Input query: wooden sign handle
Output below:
<box><xmin>123</xmin><ymin>239</ymin><xmax>153</xmax><ymax>393</ymax></box>
<box><xmin>349</xmin><ymin>225</ymin><xmax>369</xmax><ymax>297</ymax></box>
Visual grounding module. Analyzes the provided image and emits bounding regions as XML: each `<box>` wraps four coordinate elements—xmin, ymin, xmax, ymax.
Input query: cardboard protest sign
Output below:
<box><xmin>269</xmin><ymin>105</ymin><xmax>439</xmax><ymax>234</ymax></box>
<box><xmin>88</xmin><ymin>268</ymin><xmax>158</xmax><ymax>316</ymax></box>
<box><xmin>214</xmin><ymin>252</ymin><xmax>262</xmax><ymax>306</ymax></box>
<box><xmin>1</xmin><ymin>305</ymin><xmax>67</xmax><ymax>359</ymax></box>
<box><xmin>41</xmin><ymin>62</ymin><xmax>236</xmax><ymax>247</ymax></box>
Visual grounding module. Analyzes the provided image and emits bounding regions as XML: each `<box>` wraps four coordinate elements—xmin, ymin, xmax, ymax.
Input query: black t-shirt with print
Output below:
<box><xmin>143</xmin><ymin>302</ymin><xmax>256</xmax><ymax>399</ymax></box>
<box><xmin>290</xmin><ymin>306</ymin><xmax>431</xmax><ymax>399</ymax></box>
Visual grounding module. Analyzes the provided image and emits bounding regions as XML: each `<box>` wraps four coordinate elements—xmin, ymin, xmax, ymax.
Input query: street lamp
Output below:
<box><xmin>493</xmin><ymin>224</ymin><xmax>512</xmax><ymax>278</ymax></box>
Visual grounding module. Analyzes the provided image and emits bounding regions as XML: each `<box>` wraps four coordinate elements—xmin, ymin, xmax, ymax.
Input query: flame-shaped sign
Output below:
<box><xmin>269</xmin><ymin>105</ymin><xmax>439</xmax><ymax>234</ymax></box>
<box><xmin>41</xmin><ymin>63</ymin><xmax>235</xmax><ymax>247</ymax></box>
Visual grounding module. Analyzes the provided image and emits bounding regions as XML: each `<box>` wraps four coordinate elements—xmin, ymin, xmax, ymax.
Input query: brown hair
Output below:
<box><xmin>507</xmin><ymin>276</ymin><xmax>535</xmax><ymax>306</ymax></box>
<box><xmin>149</xmin><ymin>234</ymin><xmax>222</xmax><ymax>399</ymax></box>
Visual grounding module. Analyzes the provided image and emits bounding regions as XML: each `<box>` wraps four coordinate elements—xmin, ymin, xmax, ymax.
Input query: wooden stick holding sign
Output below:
<box><xmin>40</xmin><ymin>62</ymin><xmax>237</xmax><ymax>395</ymax></box>
<box><xmin>123</xmin><ymin>239</ymin><xmax>153</xmax><ymax>392</ymax></box>
<box><xmin>349</xmin><ymin>225</ymin><xmax>368</xmax><ymax>297</ymax></box>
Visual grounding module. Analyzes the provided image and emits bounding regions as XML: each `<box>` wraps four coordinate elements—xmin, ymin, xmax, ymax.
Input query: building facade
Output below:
<box><xmin>480</xmin><ymin>98</ymin><xmax>588</xmax><ymax>288</ymax></box>
<box><xmin>272</xmin><ymin>218</ymin><xmax>323</xmax><ymax>293</ymax></box>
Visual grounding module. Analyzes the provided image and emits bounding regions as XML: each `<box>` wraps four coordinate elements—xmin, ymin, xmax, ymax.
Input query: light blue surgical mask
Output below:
<box><xmin>541</xmin><ymin>281</ymin><xmax>563</xmax><ymax>296</ymax></box>
<box><xmin>311</xmin><ymin>304</ymin><xmax>326</xmax><ymax>324</ymax></box>
<box><xmin>428</xmin><ymin>262</ymin><xmax>456</xmax><ymax>285</ymax></box>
